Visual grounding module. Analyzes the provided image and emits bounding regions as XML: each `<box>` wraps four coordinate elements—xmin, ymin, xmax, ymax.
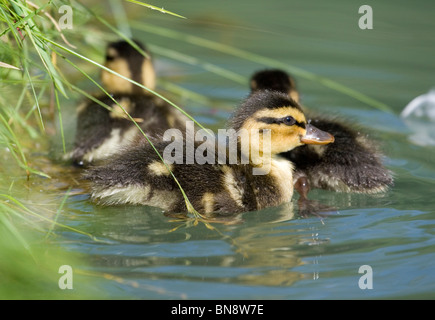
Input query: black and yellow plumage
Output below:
<box><xmin>250</xmin><ymin>69</ymin><xmax>394</xmax><ymax>199</ymax></box>
<box><xmin>85</xmin><ymin>90</ymin><xmax>334</xmax><ymax>214</ymax></box>
<box><xmin>67</xmin><ymin>40</ymin><xmax>187</xmax><ymax>166</ymax></box>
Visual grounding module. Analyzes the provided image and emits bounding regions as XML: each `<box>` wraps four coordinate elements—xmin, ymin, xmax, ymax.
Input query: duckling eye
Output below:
<box><xmin>105</xmin><ymin>55</ymin><xmax>115</xmax><ymax>62</ymax></box>
<box><xmin>283</xmin><ymin>116</ymin><xmax>296</xmax><ymax>126</ymax></box>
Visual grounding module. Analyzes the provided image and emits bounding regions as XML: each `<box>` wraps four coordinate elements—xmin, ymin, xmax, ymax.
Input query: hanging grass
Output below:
<box><xmin>1</xmin><ymin>0</ymin><xmax>207</xmax><ymax>210</ymax></box>
<box><xmin>0</xmin><ymin>0</ymin><xmax>207</xmax><ymax>299</ymax></box>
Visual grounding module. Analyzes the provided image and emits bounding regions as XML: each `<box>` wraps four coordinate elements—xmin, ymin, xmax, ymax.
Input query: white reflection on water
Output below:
<box><xmin>401</xmin><ymin>89</ymin><xmax>435</xmax><ymax>146</ymax></box>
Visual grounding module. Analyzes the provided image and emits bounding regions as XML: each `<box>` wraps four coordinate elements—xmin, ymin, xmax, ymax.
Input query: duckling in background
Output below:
<box><xmin>67</xmin><ymin>40</ymin><xmax>188</xmax><ymax>166</ymax></box>
<box><xmin>250</xmin><ymin>69</ymin><xmax>394</xmax><ymax>201</ymax></box>
<box><xmin>85</xmin><ymin>90</ymin><xmax>334</xmax><ymax>214</ymax></box>
<box><xmin>102</xmin><ymin>39</ymin><xmax>156</xmax><ymax>94</ymax></box>
<box><xmin>250</xmin><ymin>69</ymin><xmax>300</xmax><ymax>104</ymax></box>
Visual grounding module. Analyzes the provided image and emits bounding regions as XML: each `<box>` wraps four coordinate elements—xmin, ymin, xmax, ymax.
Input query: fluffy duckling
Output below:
<box><xmin>250</xmin><ymin>69</ymin><xmax>394</xmax><ymax>200</ymax></box>
<box><xmin>85</xmin><ymin>90</ymin><xmax>334</xmax><ymax>214</ymax></box>
<box><xmin>67</xmin><ymin>40</ymin><xmax>187</xmax><ymax>166</ymax></box>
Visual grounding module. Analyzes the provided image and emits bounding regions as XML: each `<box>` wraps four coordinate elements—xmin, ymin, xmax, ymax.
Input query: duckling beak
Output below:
<box><xmin>300</xmin><ymin>123</ymin><xmax>335</xmax><ymax>145</ymax></box>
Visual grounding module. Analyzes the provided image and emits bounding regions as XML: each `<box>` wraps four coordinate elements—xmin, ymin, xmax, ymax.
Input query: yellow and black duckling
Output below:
<box><xmin>84</xmin><ymin>90</ymin><xmax>334</xmax><ymax>214</ymax></box>
<box><xmin>250</xmin><ymin>69</ymin><xmax>394</xmax><ymax>200</ymax></box>
<box><xmin>67</xmin><ymin>40</ymin><xmax>187</xmax><ymax>166</ymax></box>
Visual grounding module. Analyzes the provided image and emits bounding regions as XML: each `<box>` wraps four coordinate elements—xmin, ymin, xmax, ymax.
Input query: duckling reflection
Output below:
<box><xmin>66</xmin><ymin>40</ymin><xmax>188</xmax><ymax>166</ymax></box>
<box><xmin>89</xmin><ymin>202</ymin><xmax>318</xmax><ymax>287</ymax></box>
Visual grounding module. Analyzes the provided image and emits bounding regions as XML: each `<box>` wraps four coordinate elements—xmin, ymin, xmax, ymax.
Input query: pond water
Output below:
<box><xmin>3</xmin><ymin>0</ymin><xmax>435</xmax><ymax>299</ymax></box>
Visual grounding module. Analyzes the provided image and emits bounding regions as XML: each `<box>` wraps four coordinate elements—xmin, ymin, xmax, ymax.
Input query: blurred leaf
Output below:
<box><xmin>0</xmin><ymin>61</ymin><xmax>21</xmax><ymax>70</ymax></box>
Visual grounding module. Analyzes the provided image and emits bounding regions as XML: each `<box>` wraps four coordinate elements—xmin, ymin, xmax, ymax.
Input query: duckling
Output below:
<box><xmin>84</xmin><ymin>90</ymin><xmax>334</xmax><ymax>214</ymax></box>
<box><xmin>67</xmin><ymin>40</ymin><xmax>188</xmax><ymax>166</ymax></box>
<box><xmin>249</xmin><ymin>69</ymin><xmax>394</xmax><ymax>200</ymax></box>
<box><xmin>102</xmin><ymin>39</ymin><xmax>156</xmax><ymax>94</ymax></box>
<box><xmin>250</xmin><ymin>69</ymin><xmax>300</xmax><ymax>103</ymax></box>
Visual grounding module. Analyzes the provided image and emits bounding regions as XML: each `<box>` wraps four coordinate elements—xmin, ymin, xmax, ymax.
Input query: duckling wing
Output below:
<box><xmin>84</xmin><ymin>141</ymin><xmax>184</xmax><ymax>209</ymax></box>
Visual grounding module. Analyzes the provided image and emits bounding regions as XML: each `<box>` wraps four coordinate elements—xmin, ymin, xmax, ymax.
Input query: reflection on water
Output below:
<box><xmin>64</xmin><ymin>201</ymin><xmax>305</xmax><ymax>288</ymax></box>
<box><xmin>401</xmin><ymin>89</ymin><xmax>435</xmax><ymax>146</ymax></box>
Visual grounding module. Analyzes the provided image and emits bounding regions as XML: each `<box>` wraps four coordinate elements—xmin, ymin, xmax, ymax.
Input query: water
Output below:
<box><xmin>4</xmin><ymin>0</ymin><xmax>435</xmax><ymax>299</ymax></box>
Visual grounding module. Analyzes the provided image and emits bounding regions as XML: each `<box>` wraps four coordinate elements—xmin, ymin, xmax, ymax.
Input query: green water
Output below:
<box><xmin>3</xmin><ymin>0</ymin><xmax>435</xmax><ymax>299</ymax></box>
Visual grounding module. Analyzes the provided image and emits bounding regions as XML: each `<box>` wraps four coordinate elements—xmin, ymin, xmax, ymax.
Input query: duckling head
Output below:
<box><xmin>229</xmin><ymin>90</ymin><xmax>334</xmax><ymax>159</ymax></box>
<box><xmin>250</xmin><ymin>69</ymin><xmax>300</xmax><ymax>103</ymax></box>
<box><xmin>101</xmin><ymin>40</ymin><xmax>156</xmax><ymax>94</ymax></box>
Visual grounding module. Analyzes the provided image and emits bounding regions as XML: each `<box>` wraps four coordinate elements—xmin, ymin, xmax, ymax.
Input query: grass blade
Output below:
<box><xmin>9</xmin><ymin>0</ymin><xmax>68</xmax><ymax>98</ymax></box>
<box><xmin>0</xmin><ymin>208</ymin><xmax>34</xmax><ymax>259</ymax></box>
<box><xmin>133</xmin><ymin>22</ymin><xmax>394</xmax><ymax>113</ymax></box>
<box><xmin>109</xmin><ymin>0</ymin><xmax>132</xmax><ymax>38</ymax></box>
<box><xmin>0</xmin><ymin>61</ymin><xmax>21</xmax><ymax>70</ymax></box>
<box><xmin>148</xmin><ymin>44</ymin><xmax>246</xmax><ymax>85</ymax></box>
<box><xmin>124</xmin><ymin>0</ymin><xmax>186</xmax><ymax>19</ymax></box>
<box><xmin>0</xmin><ymin>194</ymin><xmax>101</xmax><ymax>242</ymax></box>
<box><xmin>44</xmin><ymin>187</ymin><xmax>71</xmax><ymax>240</ymax></box>
<box><xmin>0</xmin><ymin>112</ymin><xmax>50</xmax><ymax>178</ymax></box>
<box><xmin>54</xmin><ymin>88</ymin><xmax>66</xmax><ymax>154</ymax></box>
